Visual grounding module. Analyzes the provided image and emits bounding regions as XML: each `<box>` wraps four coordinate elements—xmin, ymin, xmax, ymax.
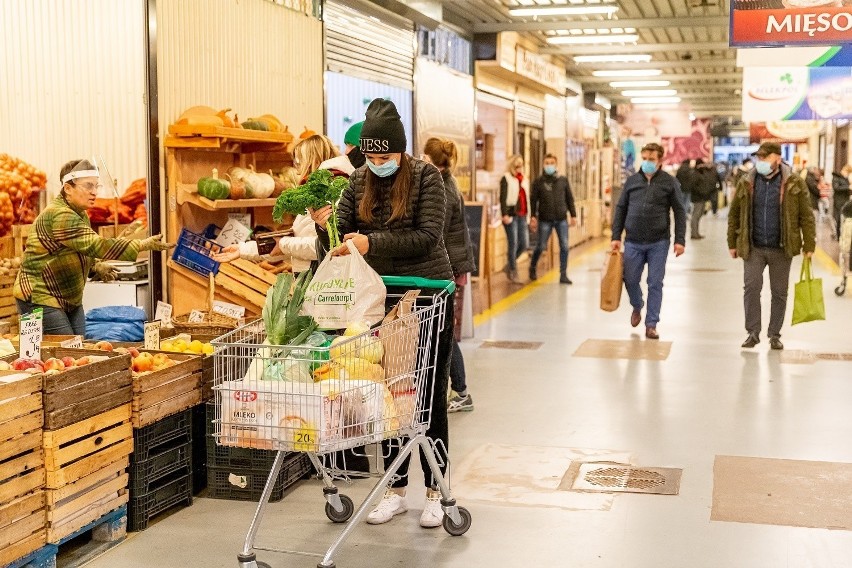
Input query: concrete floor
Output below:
<box><xmin>87</xmin><ymin>214</ymin><xmax>852</xmax><ymax>568</ymax></box>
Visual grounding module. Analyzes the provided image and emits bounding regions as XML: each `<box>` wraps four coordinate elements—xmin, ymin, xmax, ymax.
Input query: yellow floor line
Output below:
<box><xmin>474</xmin><ymin>239</ymin><xmax>609</xmax><ymax>327</ymax></box>
<box><xmin>814</xmin><ymin>246</ymin><xmax>842</xmax><ymax>276</ymax></box>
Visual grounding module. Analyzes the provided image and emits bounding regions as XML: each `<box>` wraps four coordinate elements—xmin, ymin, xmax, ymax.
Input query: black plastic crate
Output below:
<box><xmin>191</xmin><ymin>404</ymin><xmax>207</xmax><ymax>494</ymax></box>
<box><xmin>132</xmin><ymin>409</ymin><xmax>192</xmax><ymax>461</ymax></box>
<box><xmin>206</xmin><ymin>453</ymin><xmax>311</xmax><ymax>502</ymax></box>
<box><xmin>129</xmin><ymin>436</ymin><xmax>192</xmax><ymax>494</ymax></box>
<box><xmin>204</xmin><ymin>403</ymin><xmax>279</xmax><ymax>469</ymax></box>
<box><xmin>128</xmin><ymin>468</ymin><xmax>193</xmax><ymax>531</ymax></box>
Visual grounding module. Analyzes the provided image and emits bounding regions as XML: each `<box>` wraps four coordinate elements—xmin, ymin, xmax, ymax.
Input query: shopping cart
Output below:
<box><xmin>835</xmin><ymin>200</ymin><xmax>852</xmax><ymax>296</ymax></box>
<box><xmin>212</xmin><ymin>276</ymin><xmax>472</xmax><ymax>568</ymax></box>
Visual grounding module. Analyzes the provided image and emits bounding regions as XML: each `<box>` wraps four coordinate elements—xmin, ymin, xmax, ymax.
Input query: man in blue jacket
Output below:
<box><xmin>611</xmin><ymin>143</ymin><xmax>687</xmax><ymax>339</ymax></box>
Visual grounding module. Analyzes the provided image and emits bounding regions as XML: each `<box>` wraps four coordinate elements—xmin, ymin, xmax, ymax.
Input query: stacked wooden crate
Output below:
<box><xmin>0</xmin><ymin>372</ymin><xmax>46</xmax><ymax>567</ymax></box>
<box><xmin>37</xmin><ymin>349</ymin><xmax>133</xmax><ymax>545</ymax></box>
<box><xmin>131</xmin><ymin>351</ymin><xmax>202</xmax><ymax>428</ymax></box>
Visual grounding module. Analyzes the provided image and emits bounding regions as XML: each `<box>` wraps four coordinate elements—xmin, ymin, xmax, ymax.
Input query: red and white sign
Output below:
<box><xmin>731</xmin><ymin>6</ymin><xmax>852</xmax><ymax>47</ymax></box>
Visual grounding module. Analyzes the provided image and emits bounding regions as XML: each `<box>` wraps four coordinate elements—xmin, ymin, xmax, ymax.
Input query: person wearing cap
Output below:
<box><xmin>342</xmin><ymin>121</ymin><xmax>366</xmax><ymax>169</ymax></box>
<box><xmin>311</xmin><ymin>98</ymin><xmax>454</xmax><ymax>529</ymax></box>
<box><xmin>14</xmin><ymin>158</ymin><xmax>171</xmax><ymax>336</ymax></box>
<box><xmin>728</xmin><ymin>142</ymin><xmax>815</xmax><ymax>350</ymax></box>
<box><xmin>611</xmin><ymin>142</ymin><xmax>687</xmax><ymax>340</ymax></box>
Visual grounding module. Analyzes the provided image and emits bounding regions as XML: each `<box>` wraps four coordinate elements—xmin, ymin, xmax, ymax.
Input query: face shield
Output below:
<box><xmin>61</xmin><ymin>156</ymin><xmax>120</xmax><ymax>198</ymax></box>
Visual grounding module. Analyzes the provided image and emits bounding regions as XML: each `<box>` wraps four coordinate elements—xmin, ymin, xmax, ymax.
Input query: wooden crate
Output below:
<box><xmin>0</xmin><ymin>275</ymin><xmax>17</xmax><ymax>321</ymax></box>
<box><xmin>36</xmin><ymin>348</ymin><xmax>131</xmax><ymax>431</ymax></box>
<box><xmin>132</xmin><ymin>351</ymin><xmax>202</xmax><ymax>428</ymax></box>
<box><xmin>12</xmin><ymin>224</ymin><xmax>32</xmax><ymax>259</ymax></box>
<box><xmin>0</xmin><ymin>491</ymin><xmax>47</xmax><ymax>567</ymax></box>
<box><xmin>0</xmin><ymin>372</ymin><xmax>45</xmax><ymax>506</ymax></box>
<box><xmin>43</xmin><ymin>404</ymin><xmax>132</xmax><ymax>489</ymax></box>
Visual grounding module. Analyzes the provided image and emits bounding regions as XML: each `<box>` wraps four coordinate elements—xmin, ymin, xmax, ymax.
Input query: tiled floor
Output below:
<box><xmin>87</xmin><ymin>214</ymin><xmax>852</xmax><ymax>568</ymax></box>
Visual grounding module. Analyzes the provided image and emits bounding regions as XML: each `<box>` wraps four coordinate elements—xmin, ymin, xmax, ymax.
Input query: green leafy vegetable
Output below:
<box><xmin>263</xmin><ymin>270</ymin><xmax>317</xmax><ymax>346</ymax></box>
<box><xmin>272</xmin><ymin>169</ymin><xmax>348</xmax><ymax>248</ymax></box>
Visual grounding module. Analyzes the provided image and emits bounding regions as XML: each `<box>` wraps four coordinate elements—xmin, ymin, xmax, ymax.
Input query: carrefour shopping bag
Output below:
<box><xmin>600</xmin><ymin>250</ymin><xmax>624</xmax><ymax>312</ymax></box>
<box><xmin>792</xmin><ymin>257</ymin><xmax>825</xmax><ymax>325</ymax></box>
<box><xmin>302</xmin><ymin>240</ymin><xmax>386</xmax><ymax>330</ymax></box>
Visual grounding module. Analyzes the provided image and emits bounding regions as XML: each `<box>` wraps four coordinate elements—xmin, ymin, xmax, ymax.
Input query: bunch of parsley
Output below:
<box><xmin>273</xmin><ymin>169</ymin><xmax>348</xmax><ymax>248</ymax></box>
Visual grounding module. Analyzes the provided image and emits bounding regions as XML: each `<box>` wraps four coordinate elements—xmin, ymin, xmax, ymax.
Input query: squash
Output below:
<box><xmin>177</xmin><ymin>115</ymin><xmax>223</xmax><ymax>126</ymax></box>
<box><xmin>241</xmin><ymin>120</ymin><xmax>269</xmax><ymax>131</ymax></box>
<box><xmin>257</xmin><ymin>114</ymin><xmax>283</xmax><ymax>132</ymax></box>
<box><xmin>216</xmin><ymin>108</ymin><xmax>234</xmax><ymax>128</ymax></box>
<box><xmin>197</xmin><ymin>168</ymin><xmax>230</xmax><ymax>200</ymax></box>
<box><xmin>271</xmin><ymin>170</ymin><xmax>288</xmax><ymax>197</ymax></box>
<box><xmin>178</xmin><ymin>105</ymin><xmax>217</xmax><ymax>119</ymax></box>
<box><xmin>246</xmin><ymin>166</ymin><xmax>275</xmax><ymax>199</ymax></box>
<box><xmin>226</xmin><ymin>174</ymin><xmax>246</xmax><ymax>200</ymax></box>
<box><xmin>298</xmin><ymin>126</ymin><xmax>317</xmax><ymax>139</ymax></box>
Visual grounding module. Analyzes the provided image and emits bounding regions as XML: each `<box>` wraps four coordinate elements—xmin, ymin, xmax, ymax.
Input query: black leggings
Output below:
<box><xmin>385</xmin><ymin>293</ymin><xmax>453</xmax><ymax>489</ymax></box>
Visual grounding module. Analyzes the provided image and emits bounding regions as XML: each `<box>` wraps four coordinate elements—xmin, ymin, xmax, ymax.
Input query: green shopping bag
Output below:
<box><xmin>792</xmin><ymin>257</ymin><xmax>825</xmax><ymax>325</ymax></box>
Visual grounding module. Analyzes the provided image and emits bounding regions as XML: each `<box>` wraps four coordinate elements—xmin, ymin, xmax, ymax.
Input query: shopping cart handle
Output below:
<box><xmin>381</xmin><ymin>276</ymin><xmax>456</xmax><ymax>294</ymax></box>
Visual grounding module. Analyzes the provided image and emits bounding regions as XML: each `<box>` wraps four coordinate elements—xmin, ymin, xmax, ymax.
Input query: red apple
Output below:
<box><xmin>61</xmin><ymin>357</ymin><xmax>76</xmax><ymax>369</ymax></box>
<box><xmin>75</xmin><ymin>357</ymin><xmax>90</xmax><ymax>367</ymax></box>
<box><xmin>132</xmin><ymin>352</ymin><xmax>154</xmax><ymax>373</ymax></box>
<box><xmin>94</xmin><ymin>341</ymin><xmax>113</xmax><ymax>352</ymax></box>
<box><xmin>12</xmin><ymin>358</ymin><xmax>41</xmax><ymax>371</ymax></box>
<box><xmin>128</xmin><ymin>348</ymin><xmax>140</xmax><ymax>358</ymax></box>
<box><xmin>43</xmin><ymin>358</ymin><xmax>66</xmax><ymax>372</ymax></box>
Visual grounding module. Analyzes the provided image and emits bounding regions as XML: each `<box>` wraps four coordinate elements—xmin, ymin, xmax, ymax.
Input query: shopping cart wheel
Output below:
<box><xmin>325</xmin><ymin>494</ymin><xmax>354</xmax><ymax>523</ymax></box>
<box><xmin>835</xmin><ymin>284</ymin><xmax>846</xmax><ymax>296</ymax></box>
<box><xmin>442</xmin><ymin>506</ymin><xmax>472</xmax><ymax>536</ymax></box>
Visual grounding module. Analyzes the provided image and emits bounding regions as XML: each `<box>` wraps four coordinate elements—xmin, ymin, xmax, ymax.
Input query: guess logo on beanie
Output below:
<box><xmin>361</xmin><ymin>138</ymin><xmax>390</xmax><ymax>153</ymax></box>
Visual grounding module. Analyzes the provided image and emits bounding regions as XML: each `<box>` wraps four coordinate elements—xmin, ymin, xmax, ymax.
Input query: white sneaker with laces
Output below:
<box><xmin>420</xmin><ymin>489</ymin><xmax>444</xmax><ymax>528</ymax></box>
<box><xmin>366</xmin><ymin>490</ymin><xmax>407</xmax><ymax>525</ymax></box>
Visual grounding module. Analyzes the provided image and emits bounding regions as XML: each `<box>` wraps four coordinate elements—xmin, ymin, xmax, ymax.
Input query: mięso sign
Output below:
<box><xmin>731</xmin><ymin>3</ymin><xmax>852</xmax><ymax>47</ymax></box>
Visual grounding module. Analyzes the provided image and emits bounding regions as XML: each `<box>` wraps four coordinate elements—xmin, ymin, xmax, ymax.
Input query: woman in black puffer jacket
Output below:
<box><xmin>423</xmin><ymin>137</ymin><xmax>476</xmax><ymax>414</ymax></box>
<box><xmin>312</xmin><ymin>99</ymin><xmax>454</xmax><ymax>530</ymax></box>
<box><xmin>832</xmin><ymin>166</ymin><xmax>851</xmax><ymax>239</ymax></box>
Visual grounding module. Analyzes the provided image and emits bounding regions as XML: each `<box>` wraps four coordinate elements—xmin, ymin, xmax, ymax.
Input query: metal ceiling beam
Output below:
<box><xmin>472</xmin><ymin>16</ymin><xmax>728</xmax><ymax>33</ymax></box>
<box><xmin>541</xmin><ymin>42</ymin><xmax>731</xmax><ymax>55</ymax></box>
<box><xmin>572</xmin><ymin>59</ymin><xmax>736</xmax><ymax>70</ymax></box>
<box><xmin>608</xmin><ymin>93</ymin><xmax>739</xmax><ymax>100</ymax></box>
<box><xmin>576</xmin><ymin>71</ymin><xmax>742</xmax><ymax>84</ymax></box>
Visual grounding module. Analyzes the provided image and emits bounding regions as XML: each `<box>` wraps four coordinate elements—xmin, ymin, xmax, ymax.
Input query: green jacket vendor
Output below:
<box><xmin>14</xmin><ymin>158</ymin><xmax>171</xmax><ymax>336</ymax></box>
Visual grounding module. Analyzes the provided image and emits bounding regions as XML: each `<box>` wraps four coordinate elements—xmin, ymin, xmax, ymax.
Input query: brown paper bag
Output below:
<box><xmin>380</xmin><ymin>290</ymin><xmax>421</xmax><ymax>395</ymax></box>
<box><xmin>600</xmin><ymin>251</ymin><xmax>624</xmax><ymax>312</ymax></box>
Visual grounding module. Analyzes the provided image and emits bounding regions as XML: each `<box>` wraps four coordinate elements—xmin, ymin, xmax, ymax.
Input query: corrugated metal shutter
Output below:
<box><xmin>477</xmin><ymin>91</ymin><xmax>514</xmax><ymax>111</ymax></box>
<box><xmin>515</xmin><ymin>102</ymin><xmax>545</xmax><ymax>128</ymax></box>
<box><xmin>0</xmin><ymin>0</ymin><xmax>147</xmax><ymax>197</ymax></box>
<box><xmin>324</xmin><ymin>1</ymin><xmax>415</xmax><ymax>90</ymax></box>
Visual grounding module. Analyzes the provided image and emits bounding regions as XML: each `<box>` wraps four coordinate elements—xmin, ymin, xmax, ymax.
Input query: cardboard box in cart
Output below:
<box><xmin>216</xmin><ymin>379</ymin><xmax>396</xmax><ymax>452</ymax></box>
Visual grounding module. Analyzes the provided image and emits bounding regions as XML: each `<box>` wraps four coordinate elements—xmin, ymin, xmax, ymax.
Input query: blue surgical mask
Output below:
<box><xmin>544</xmin><ymin>165</ymin><xmax>557</xmax><ymax>176</ymax></box>
<box><xmin>755</xmin><ymin>160</ymin><xmax>773</xmax><ymax>176</ymax></box>
<box><xmin>641</xmin><ymin>160</ymin><xmax>658</xmax><ymax>175</ymax></box>
<box><xmin>367</xmin><ymin>159</ymin><xmax>399</xmax><ymax>178</ymax></box>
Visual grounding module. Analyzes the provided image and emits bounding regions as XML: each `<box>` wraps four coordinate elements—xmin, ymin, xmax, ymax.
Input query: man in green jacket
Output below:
<box><xmin>727</xmin><ymin>142</ymin><xmax>816</xmax><ymax>350</ymax></box>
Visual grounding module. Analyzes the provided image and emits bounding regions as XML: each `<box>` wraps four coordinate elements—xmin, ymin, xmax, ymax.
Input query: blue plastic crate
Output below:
<box><xmin>171</xmin><ymin>228</ymin><xmax>222</xmax><ymax>277</ymax></box>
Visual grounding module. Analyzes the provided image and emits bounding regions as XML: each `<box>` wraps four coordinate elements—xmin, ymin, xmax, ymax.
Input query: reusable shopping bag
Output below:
<box><xmin>302</xmin><ymin>240</ymin><xmax>386</xmax><ymax>330</ymax></box>
<box><xmin>600</xmin><ymin>250</ymin><xmax>624</xmax><ymax>312</ymax></box>
<box><xmin>792</xmin><ymin>257</ymin><xmax>825</xmax><ymax>325</ymax></box>
<box><xmin>380</xmin><ymin>289</ymin><xmax>421</xmax><ymax>395</ymax></box>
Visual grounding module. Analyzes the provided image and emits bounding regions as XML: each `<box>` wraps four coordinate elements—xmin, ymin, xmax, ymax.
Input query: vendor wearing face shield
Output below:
<box><xmin>14</xmin><ymin>158</ymin><xmax>172</xmax><ymax>336</ymax></box>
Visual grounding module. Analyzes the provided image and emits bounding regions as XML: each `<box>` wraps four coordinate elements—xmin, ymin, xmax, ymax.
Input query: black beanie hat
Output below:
<box><xmin>360</xmin><ymin>98</ymin><xmax>406</xmax><ymax>154</ymax></box>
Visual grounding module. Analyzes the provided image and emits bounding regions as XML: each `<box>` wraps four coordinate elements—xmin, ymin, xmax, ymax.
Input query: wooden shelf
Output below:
<box><xmin>166</xmin><ymin>124</ymin><xmax>293</xmax><ymax>147</ymax></box>
<box><xmin>177</xmin><ymin>184</ymin><xmax>277</xmax><ymax>210</ymax></box>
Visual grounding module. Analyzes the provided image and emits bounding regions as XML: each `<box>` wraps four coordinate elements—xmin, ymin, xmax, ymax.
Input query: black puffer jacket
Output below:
<box><xmin>318</xmin><ymin>157</ymin><xmax>453</xmax><ymax>280</ymax></box>
<box><xmin>442</xmin><ymin>171</ymin><xmax>476</xmax><ymax>276</ymax></box>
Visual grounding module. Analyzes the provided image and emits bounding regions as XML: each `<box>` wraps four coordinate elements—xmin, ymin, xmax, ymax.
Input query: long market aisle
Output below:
<box><xmin>86</xmin><ymin>214</ymin><xmax>852</xmax><ymax>568</ymax></box>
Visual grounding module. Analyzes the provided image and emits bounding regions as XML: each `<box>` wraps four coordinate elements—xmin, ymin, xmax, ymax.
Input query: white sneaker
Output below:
<box><xmin>420</xmin><ymin>489</ymin><xmax>444</xmax><ymax>528</ymax></box>
<box><xmin>366</xmin><ymin>490</ymin><xmax>407</xmax><ymax>525</ymax></box>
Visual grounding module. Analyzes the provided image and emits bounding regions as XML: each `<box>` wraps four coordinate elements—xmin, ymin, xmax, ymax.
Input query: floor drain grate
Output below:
<box><xmin>571</xmin><ymin>463</ymin><xmax>682</xmax><ymax>495</ymax></box>
<box><xmin>479</xmin><ymin>340</ymin><xmax>543</xmax><ymax>350</ymax></box>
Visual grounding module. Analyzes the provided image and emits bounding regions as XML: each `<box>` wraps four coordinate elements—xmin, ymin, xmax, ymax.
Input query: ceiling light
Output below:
<box><xmin>546</xmin><ymin>34</ymin><xmax>639</xmax><ymax>45</ymax></box>
<box><xmin>609</xmin><ymin>80</ymin><xmax>671</xmax><ymax>88</ymax></box>
<box><xmin>621</xmin><ymin>89</ymin><xmax>678</xmax><ymax>97</ymax></box>
<box><xmin>630</xmin><ymin>96</ymin><xmax>681</xmax><ymax>104</ymax></box>
<box><xmin>592</xmin><ymin>69</ymin><xmax>662</xmax><ymax>77</ymax></box>
<box><xmin>509</xmin><ymin>6</ymin><xmax>619</xmax><ymax>16</ymax></box>
<box><xmin>574</xmin><ymin>54</ymin><xmax>652</xmax><ymax>63</ymax></box>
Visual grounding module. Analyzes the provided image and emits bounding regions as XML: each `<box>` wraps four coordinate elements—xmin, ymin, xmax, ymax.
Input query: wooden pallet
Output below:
<box><xmin>38</xmin><ymin>348</ymin><xmax>132</xmax><ymax>430</ymax></box>
<box><xmin>47</xmin><ymin>463</ymin><xmax>129</xmax><ymax>543</ymax></box>
<box><xmin>43</xmin><ymin>404</ymin><xmax>133</xmax><ymax>490</ymax></box>
<box><xmin>55</xmin><ymin>505</ymin><xmax>126</xmax><ymax>567</ymax></box>
<box><xmin>132</xmin><ymin>352</ymin><xmax>202</xmax><ymax>429</ymax></box>
<box><xmin>47</xmin><ymin>490</ymin><xmax>128</xmax><ymax>545</ymax></box>
<box><xmin>0</xmin><ymin>492</ymin><xmax>47</xmax><ymax>567</ymax></box>
<box><xmin>1</xmin><ymin>372</ymin><xmax>45</xmax><ymax>505</ymax></box>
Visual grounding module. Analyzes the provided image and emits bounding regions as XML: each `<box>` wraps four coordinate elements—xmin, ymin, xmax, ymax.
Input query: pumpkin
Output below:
<box><xmin>226</xmin><ymin>174</ymin><xmax>246</xmax><ymax>200</ymax></box>
<box><xmin>257</xmin><ymin>114</ymin><xmax>283</xmax><ymax>132</ymax></box>
<box><xmin>298</xmin><ymin>126</ymin><xmax>317</xmax><ymax>139</ymax></box>
<box><xmin>216</xmin><ymin>108</ymin><xmax>234</xmax><ymax>128</ymax></box>
<box><xmin>241</xmin><ymin>120</ymin><xmax>269</xmax><ymax>131</ymax></box>
<box><xmin>177</xmin><ymin>115</ymin><xmax>223</xmax><ymax>126</ymax></box>
<box><xmin>178</xmin><ymin>105</ymin><xmax>217</xmax><ymax>119</ymax></box>
<box><xmin>230</xmin><ymin>166</ymin><xmax>259</xmax><ymax>198</ymax></box>
<box><xmin>248</xmin><ymin>166</ymin><xmax>275</xmax><ymax>199</ymax></box>
<box><xmin>197</xmin><ymin>168</ymin><xmax>230</xmax><ymax>200</ymax></box>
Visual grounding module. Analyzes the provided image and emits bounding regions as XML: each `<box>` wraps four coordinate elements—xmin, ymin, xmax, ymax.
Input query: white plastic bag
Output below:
<box><xmin>302</xmin><ymin>240</ymin><xmax>386</xmax><ymax>330</ymax></box>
